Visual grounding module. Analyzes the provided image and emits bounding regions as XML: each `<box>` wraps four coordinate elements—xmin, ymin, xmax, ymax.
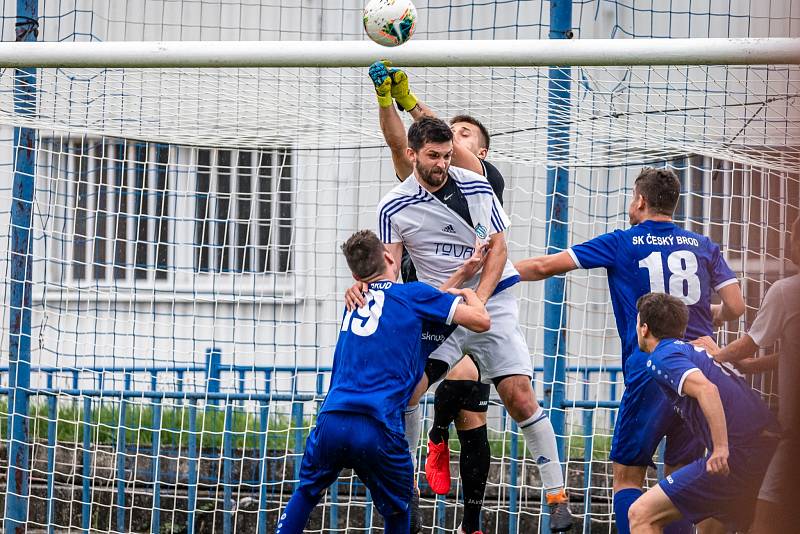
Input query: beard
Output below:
<box><xmin>416</xmin><ymin>161</ymin><xmax>448</xmax><ymax>189</ymax></box>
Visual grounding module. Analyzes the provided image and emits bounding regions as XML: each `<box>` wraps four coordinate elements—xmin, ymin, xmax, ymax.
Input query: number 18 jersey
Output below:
<box><xmin>568</xmin><ymin>220</ymin><xmax>737</xmax><ymax>366</ymax></box>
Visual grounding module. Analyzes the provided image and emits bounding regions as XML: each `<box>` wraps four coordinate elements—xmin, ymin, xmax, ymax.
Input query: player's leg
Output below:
<box><xmin>276</xmin><ymin>413</ymin><xmax>345</xmax><ymax>534</ymax></box>
<box><xmin>453</xmin><ymin>388</ymin><xmax>490</xmax><ymax>534</ymax></box>
<box><xmin>467</xmin><ymin>291</ymin><xmax>572</xmax><ymax>531</ymax></box>
<box><xmin>627</xmin><ymin>484</ymin><xmax>683</xmax><ymax>533</ymax></box>
<box><xmin>353</xmin><ymin>416</ymin><xmax>415</xmax><ymax>534</ymax></box>
<box><xmin>426</xmin><ymin>356</ymin><xmax>483</xmax><ymax>495</ymax></box>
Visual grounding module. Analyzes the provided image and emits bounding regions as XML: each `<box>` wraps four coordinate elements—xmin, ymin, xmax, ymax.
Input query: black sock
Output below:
<box><xmin>429</xmin><ymin>380</ymin><xmax>471</xmax><ymax>444</ymax></box>
<box><xmin>457</xmin><ymin>425</ymin><xmax>490</xmax><ymax>533</ymax></box>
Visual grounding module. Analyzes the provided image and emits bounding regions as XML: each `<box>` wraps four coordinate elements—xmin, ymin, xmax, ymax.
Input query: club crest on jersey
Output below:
<box><xmin>474</xmin><ymin>223</ymin><xmax>488</xmax><ymax>239</ymax></box>
<box><xmin>441</xmin><ymin>224</ymin><xmax>456</xmax><ymax>234</ymax></box>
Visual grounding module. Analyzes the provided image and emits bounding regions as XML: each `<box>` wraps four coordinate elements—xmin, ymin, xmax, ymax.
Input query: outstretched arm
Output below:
<box><xmin>379</xmin><ymin>104</ymin><xmax>414</xmax><ymax>179</ymax></box>
<box><xmin>682</xmin><ymin>372</ymin><xmax>730</xmax><ymax>476</ymax></box>
<box><xmin>515</xmin><ymin>251</ymin><xmax>578</xmax><ymax>282</ymax></box>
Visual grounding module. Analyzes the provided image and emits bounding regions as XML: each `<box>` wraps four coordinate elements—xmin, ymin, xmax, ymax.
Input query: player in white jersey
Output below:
<box><xmin>375</xmin><ymin>116</ymin><xmax>574</xmax><ymax>532</ymax></box>
<box><xmin>693</xmin><ymin>215</ymin><xmax>800</xmax><ymax>532</ymax></box>
<box><xmin>365</xmin><ymin>60</ymin><xmax>514</xmax><ymax>534</ymax></box>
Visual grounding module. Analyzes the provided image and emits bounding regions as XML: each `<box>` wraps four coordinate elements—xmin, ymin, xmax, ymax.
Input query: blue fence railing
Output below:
<box><xmin>0</xmin><ymin>349</ymin><xmax>623</xmax><ymax>534</ymax></box>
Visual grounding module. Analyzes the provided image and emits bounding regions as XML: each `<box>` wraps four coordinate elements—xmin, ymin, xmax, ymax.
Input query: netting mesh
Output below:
<box><xmin>0</xmin><ymin>1</ymin><xmax>798</xmax><ymax>533</ymax></box>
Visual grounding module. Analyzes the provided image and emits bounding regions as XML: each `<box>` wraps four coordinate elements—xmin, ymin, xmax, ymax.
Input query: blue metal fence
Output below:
<box><xmin>0</xmin><ymin>350</ymin><xmax>622</xmax><ymax>534</ymax></box>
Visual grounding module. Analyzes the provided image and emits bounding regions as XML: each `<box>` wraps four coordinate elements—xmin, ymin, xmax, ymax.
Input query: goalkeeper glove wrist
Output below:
<box><xmin>368</xmin><ymin>60</ymin><xmax>394</xmax><ymax>108</ymax></box>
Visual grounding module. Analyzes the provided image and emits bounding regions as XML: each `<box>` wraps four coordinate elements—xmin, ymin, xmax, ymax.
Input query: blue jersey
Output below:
<box><xmin>646</xmin><ymin>339</ymin><xmax>778</xmax><ymax>449</ymax></box>
<box><xmin>320</xmin><ymin>280</ymin><xmax>460</xmax><ymax>434</ymax></box>
<box><xmin>570</xmin><ymin>220</ymin><xmax>736</xmax><ymax>364</ymax></box>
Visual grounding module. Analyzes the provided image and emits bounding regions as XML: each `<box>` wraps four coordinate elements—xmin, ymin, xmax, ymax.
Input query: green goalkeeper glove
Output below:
<box><xmin>368</xmin><ymin>60</ymin><xmax>394</xmax><ymax>108</ymax></box>
<box><xmin>389</xmin><ymin>68</ymin><xmax>418</xmax><ymax>112</ymax></box>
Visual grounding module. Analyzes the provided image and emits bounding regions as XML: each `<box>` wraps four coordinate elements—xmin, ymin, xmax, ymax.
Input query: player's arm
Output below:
<box><xmin>681</xmin><ymin>371</ymin><xmax>730</xmax><ymax>475</ymax></box>
<box><xmin>370</xmin><ymin>61</ymin><xmax>414</xmax><ymax>179</ymax></box>
<box><xmin>440</xmin><ymin>239</ymin><xmax>489</xmax><ymax>291</ymax></box>
<box><xmin>711</xmin><ymin>283</ymin><xmax>746</xmax><ymax>326</ymax></box>
<box><xmin>734</xmin><ymin>353</ymin><xmax>779</xmax><ymax>374</ymax></box>
<box><xmin>448</xmin><ymin>288</ymin><xmax>490</xmax><ymax>333</ymax></box>
<box><xmin>475</xmin><ymin>232</ymin><xmax>507</xmax><ymax>304</ymax></box>
<box><xmin>515</xmin><ymin>251</ymin><xmax>578</xmax><ymax>282</ymax></box>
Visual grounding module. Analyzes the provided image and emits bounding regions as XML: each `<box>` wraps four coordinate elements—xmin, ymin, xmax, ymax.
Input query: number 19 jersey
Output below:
<box><xmin>568</xmin><ymin>220</ymin><xmax>737</xmax><ymax>367</ymax></box>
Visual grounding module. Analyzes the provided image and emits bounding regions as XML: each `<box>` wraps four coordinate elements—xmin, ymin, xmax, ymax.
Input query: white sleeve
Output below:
<box><xmin>489</xmin><ymin>195</ymin><xmax>510</xmax><ymax>234</ymax></box>
<box><xmin>748</xmin><ymin>282</ymin><xmax>785</xmax><ymax>348</ymax></box>
<box><xmin>377</xmin><ymin>198</ymin><xmax>404</xmax><ymax>244</ymax></box>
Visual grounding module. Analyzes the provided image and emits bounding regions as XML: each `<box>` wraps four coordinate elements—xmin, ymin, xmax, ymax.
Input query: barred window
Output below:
<box><xmin>195</xmin><ymin>148</ymin><xmax>293</xmax><ymax>274</ymax></box>
<box><xmin>44</xmin><ymin>137</ymin><xmax>171</xmax><ymax>283</ymax></box>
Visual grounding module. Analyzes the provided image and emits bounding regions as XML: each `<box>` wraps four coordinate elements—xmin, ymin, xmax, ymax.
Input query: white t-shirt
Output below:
<box><xmin>376</xmin><ymin>166</ymin><xmax>519</xmax><ymax>292</ymax></box>
<box><xmin>748</xmin><ymin>272</ymin><xmax>800</xmax><ymax>431</ymax></box>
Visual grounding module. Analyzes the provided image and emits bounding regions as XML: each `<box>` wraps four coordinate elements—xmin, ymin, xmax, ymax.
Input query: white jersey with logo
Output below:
<box><xmin>377</xmin><ymin>165</ymin><xmax>520</xmax><ymax>292</ymax></box>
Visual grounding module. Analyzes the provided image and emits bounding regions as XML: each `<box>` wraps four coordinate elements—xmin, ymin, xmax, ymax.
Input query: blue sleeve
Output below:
<box><xmin>708</xmin><ymin>241</ymin><xmax>737</xmax><ymax>291</ymax></box>
<box><xmin>569</xmin><ymin>231</ymin><xmax>621</xmax><ymax>269</ymax></box>
<box><xmin>647</xmin><ymin>348</ymin><xmax>700</xmax><ymax>397</ymax></box>
<box><xmin>406</xmin><ymin>283</ymin><xmax>460</xmax><ymax>325</ymax></box>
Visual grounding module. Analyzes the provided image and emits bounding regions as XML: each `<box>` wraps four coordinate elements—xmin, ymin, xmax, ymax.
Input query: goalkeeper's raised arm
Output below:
<box><xmin>368</xmin><ymin>61</ymin><xmax>484</xmax><ymax>179</ymax></box>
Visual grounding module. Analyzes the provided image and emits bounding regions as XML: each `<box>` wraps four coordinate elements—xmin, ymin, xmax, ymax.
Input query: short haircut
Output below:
<box><xmin>341</xmin><ymin>230</ymin><xmax>385</xmax><ymax>280</ymax></box>
<box><xmin>636</xmin><ymin>292</ymin><xmax>689</xmax><ymax>340</ymax></box>
<box><xmin>634</xmin><ymin>167</ymin><xmax>681</xmax><ymax>216</ymax></box>
<box><xmin>450</xmin><ymin>114</ymin><xmax>490</xmax><ymax>150</ymax></box>
<box><xmin>408</xmin><ymin>116</ymin><xmax>453</xmax><ymax>151</ymax></box>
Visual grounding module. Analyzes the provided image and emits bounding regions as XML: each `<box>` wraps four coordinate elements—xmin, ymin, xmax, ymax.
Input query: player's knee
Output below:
<box><xmin>495</xmin><ymin>376</ymin><xmax>537</xmax><ymax>420</ymax></box>
<box><xmin>627</xmin><ymin>499</ymin><xmax>650</xmax><ymax>529</ymax></box>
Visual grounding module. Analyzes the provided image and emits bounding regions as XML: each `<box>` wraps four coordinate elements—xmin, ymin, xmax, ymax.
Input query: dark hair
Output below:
<box><xmin>408</xmin><ymin>116</ymin><xmax>453</xmax><ymax>151</ymax></box>
<box><xmin>341</xmin><ymin>230</ymin><xmax>386</xmax><ymax>280</ymax></box>
<box><xmin>450</xmin><ymin>114</ymin><xmax>490</xmax><ymax>150</ymax></box>
<box><xmin>634</xmin><ymin>167</ymin><xmax>681</xmax><ymax>216</ymax></box>
<box><xmin>636</xmin><ymin>292</ymin><xmax>689</xmax><ymax>340</ymax></box>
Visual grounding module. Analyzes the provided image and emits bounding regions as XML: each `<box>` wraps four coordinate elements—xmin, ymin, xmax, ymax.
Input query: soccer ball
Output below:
<box><xmin>363</xmin><ymin>0</ymin><xmax>417</xmax><ymax>47</ymax></box>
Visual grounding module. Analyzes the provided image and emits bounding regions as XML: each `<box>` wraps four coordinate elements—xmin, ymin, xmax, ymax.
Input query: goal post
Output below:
<box><xmin>1</xmin><ymin>3</ymin><xmax>799</xmax><ymax>534</ymax></box>
<box><xmin>1</xmin><ymin>38</ymin><xmax>799</xmax><ymax>67</ymax></box>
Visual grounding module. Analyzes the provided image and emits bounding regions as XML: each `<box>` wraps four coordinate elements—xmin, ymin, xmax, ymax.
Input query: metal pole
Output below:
<box><xmin>542</xmin><ymin>1</ymin><xmax>573</xmax><ymax>533</ymax></box>
<box><xmin>5</xmin><ymin>1</ymin><xmax>38</xmax><ymax>532</ymax></box>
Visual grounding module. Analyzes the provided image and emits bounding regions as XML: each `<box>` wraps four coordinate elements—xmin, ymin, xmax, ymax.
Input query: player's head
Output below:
<box><xmin>407</xmin><ymin>116</ymin><xmax>453</xmax><ymax>189</ymax></box>
<box><xmin>629</xmin><ymin>167</ymin><xmax>681</xmax><ymax>225</ymax></box>
<box><xmin>449</xmin><ymin>115</ymin><xmax>490</xmax><ymax>160</ymax></box>
<box><xmin>341</xmin><ymin>230</ymin><xmax>398</xmax><ymax>282</ymax></box>
<box><xmin>636</xmin><ymin>292</ymin><xmax>689</xmax><ymax>352</ymax></box>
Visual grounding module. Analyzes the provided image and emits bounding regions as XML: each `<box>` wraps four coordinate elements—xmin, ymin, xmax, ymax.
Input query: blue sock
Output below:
<box><xmin>664</xmin><ymin>519</ymin><xmax>693</xmax><ymax>534</ymax></box>
<box><xmin>275</xmin><ymin>489</ymin><xmax>320</xmax><ymax>534</ymax></box>
<box><xmin>613</xmin><ymin>488</ymin><xmax>643</xmax><ymax>534</ymax></box>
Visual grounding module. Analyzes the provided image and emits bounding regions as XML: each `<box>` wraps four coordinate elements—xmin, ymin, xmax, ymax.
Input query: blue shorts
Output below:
<box><xmin>297</xmin><ymin>412</ymin><xmax>414</xmax><ymax>517</ymax></box>
<box><xmin>610</xmin><ymin>349</ymin><xmax>705</xmax><ymax>467</ymax></box>
<box><xmin>660</xmin><ymin>434</ymin><xmax>778</xmax><ymax>530</ymax></box>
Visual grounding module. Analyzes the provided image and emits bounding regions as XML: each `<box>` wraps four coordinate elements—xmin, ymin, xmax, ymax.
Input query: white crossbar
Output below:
<box><xmin>0</xmin><ymin>38</ymin><xmax>798</xmax><ymax>68</ymax></box>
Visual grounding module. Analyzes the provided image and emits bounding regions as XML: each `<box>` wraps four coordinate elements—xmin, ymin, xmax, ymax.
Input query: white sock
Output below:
<box><xmin>404</xmin><ymin>404</ymin><xmax>422</xmax><ymax>470</ymax></box>
<box><xmin>518</xmin><ymin>407</ymin><xmax>565</xmax><ymax>493</ymax></box>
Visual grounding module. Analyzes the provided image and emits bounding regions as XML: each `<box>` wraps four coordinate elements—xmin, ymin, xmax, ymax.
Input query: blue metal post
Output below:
<box><xmin>223</xmin><ymin>403</ymin><xmax>233</xmax><ymax>534</ymax></box>
<box><xmin>116</xmin><ymin>398</ymin><xmax>128</xmax><ymax>532</ymax></box>
<box><xmin>206</xmin><ymin>348</ymin><xmax>221</xmax><ymax>406</ymax></box>
<box><xmin>542</xmin><ymin>1</ymin><xmax>573</xmax><ymax>532</ymax></box>
<box><xmin>150</xmin><ymin>401</ymin><xmax>162</xmax><ymax>534</ymax></box>
<box><xmin>581</xmin><ymin>410</ymin><xmax>594</xmax><ymax>534</ymax></box>
<box><xmin>291</xmin><ymin>401</ymin><xmax>304</xmax><ymax>488</ymax></box>
<box><xmin>46</xmin><ymin>376</ymin><xmax>56</xmax><ymax>534</ymax></box>
<box><xmin>82</xmin><ymin>398</ymin><xmax>92</xmax><ymax>533</ymax></box>
<box><xmin>509</xmin><ymin>421</ymin><xmax>519</xmax><ymax>534</ymax></box>
<box><xmin>5</xmin><ymin>2</ymin><xmax>38</xmax><ymax>532</ymax></box>
<box><xmin>257</xmin><ymin>400</ymin><xmax>269</xmax><ymax>534</ymax></box>
<box><xmin>187</xmin><ymin>401</ymin><xmax>198</xmax><ymax>534</ymax></box>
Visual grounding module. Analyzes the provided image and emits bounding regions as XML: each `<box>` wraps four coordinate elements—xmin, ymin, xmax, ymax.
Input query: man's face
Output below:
<box><xmin>411</xmin><ymin>140</ymin><xmax>453</xmax><ymax>189</ymax></box>
<box><xmin>450</xmin><ymin>121</ymin><xmax>488</xmax><ymax>159</ymax></box>
<box><xmin>628</xmin><ymin>187</ymin><xmax>645</xmax><ymax>226</ymax></box>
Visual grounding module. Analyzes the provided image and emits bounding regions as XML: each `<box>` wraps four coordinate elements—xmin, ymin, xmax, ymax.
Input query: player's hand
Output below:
<box><xmin>732</xmin><ymin>357</ymin><xmax>760</xmax><ymax>374</ymax></box>
<box><xmin>710</xmin><ymin>303</ymin><xmax>725</xmax><ymax>327</ymax></box>
<box><xmin>706</xmin><ymin>446</ymin><xmax>730</xmax><ymax>476</ymax></box>
<box><xmin>389</xmin><ymin>67</ymin><xmax>418</xmax><ymax>112</ymax></box>
<box><xmin>690</xmin><ymin>336</ymin><xmax>720</xmax><ymax>356</ymax></box>
<box><xmin>368</xmin><ymin>60</ymin><xmax>394</xmax><ymax>108</ymax></box>
<box><xmin>457</xmin><ymin>239</ymin><xmax>490</xmax><ymax>281</ymax></box>
<box><xmin>344</xmin><ymin>281</ymin><xmax>368</xmax><ymax>311</ymax></box>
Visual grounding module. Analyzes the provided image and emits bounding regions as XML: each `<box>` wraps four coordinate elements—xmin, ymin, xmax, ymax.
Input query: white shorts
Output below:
<box><xmin>758</xmin><ymin>437</ymin><xmax>790</xmax><ymax>503</ymax></box>
<box><xmin>428</xmin><ymin>289</ymin><xmax>533</xmax><ymax>384</ymax></box>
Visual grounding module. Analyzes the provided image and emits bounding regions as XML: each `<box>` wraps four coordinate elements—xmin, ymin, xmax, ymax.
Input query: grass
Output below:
<box><xmin>0</xmin><ymin>399</ymin><xmax>612</xmax><ymax>460</ymax></box>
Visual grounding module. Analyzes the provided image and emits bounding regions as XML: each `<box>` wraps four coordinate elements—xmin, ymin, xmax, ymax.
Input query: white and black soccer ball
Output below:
<box><xmin>363</xmin><ymin>0</ymin><xmax>417</xmax><ymax>47</ymax></box>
